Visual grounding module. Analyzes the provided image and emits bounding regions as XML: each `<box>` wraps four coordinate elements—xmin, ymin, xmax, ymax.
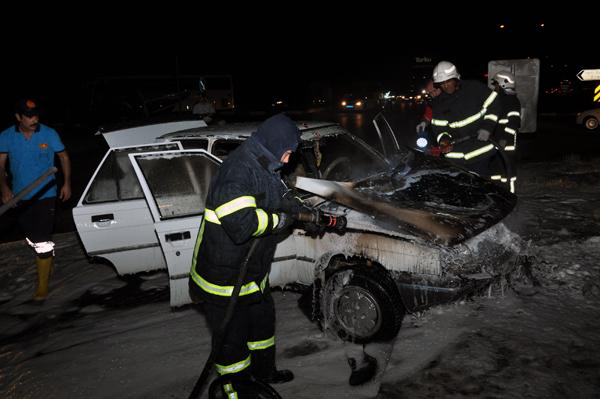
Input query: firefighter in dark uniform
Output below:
<box><xmin>491</xmin><ymin>71</ymin><xmax>521</xmax><ymax>193</ymax></box>
<box><xmin>189</xmin><ymin>113</ymin><xmax>301</xmax><ymax>395</ymax></box>
<box><xmin>429</xmin><ymin>61</ymin><xmax>502</xmax><ymax>178</ymax></box>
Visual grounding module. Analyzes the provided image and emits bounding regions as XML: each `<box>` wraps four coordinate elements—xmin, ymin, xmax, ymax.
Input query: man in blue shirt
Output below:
<box><xmin>0</xmin><ymin>98</ymin><xmax>71</xmax><ymax>302</ymax></box>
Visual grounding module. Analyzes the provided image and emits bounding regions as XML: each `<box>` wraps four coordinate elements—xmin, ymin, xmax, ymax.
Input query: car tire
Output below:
<box><xmin>321</xmin><ymin>267</ymin><xmax>404</xmax><ymax>343</ymax></box>
<box><xmin>584</xmin><ymin>116</ymin><xmax>599</xmax><ymax>131</ymax></box>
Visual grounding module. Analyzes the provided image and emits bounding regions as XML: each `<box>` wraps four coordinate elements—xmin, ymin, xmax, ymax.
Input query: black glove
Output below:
<box><xmin>272</xmin><ymin>212</ymin><xmax>295</xmax><ymax>234</ymax></box>
<box><xmin>477</xmin><ymin>129</ymin><xmax>491</xmax><ymax>141</ymax></box>
<box><xmin>280</xmin><ymin>190</ymin><xmax>306</xmax><ymax>214</ymax></box>
<box><xmin>302</xmin><ymin>221</ymin><xmax>326</xmax><ymax>238</ymax></box>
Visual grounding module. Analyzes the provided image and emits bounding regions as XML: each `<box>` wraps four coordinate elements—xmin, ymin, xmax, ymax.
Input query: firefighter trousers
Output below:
<box><xmin>203</xmin><ymin>286</ymin><xmax>277</xmax><ymax>379</ymax></box>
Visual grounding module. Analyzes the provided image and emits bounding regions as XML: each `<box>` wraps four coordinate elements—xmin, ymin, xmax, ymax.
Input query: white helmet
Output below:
<box><xmin>492</xmin><ymin>71</ymin><xmax>516</xmax><ymax>94</ymax></box>
<box><xmin>432</xmin><ymin>61</ymin><xmax>460</xmax><ymax>83</ymax></box>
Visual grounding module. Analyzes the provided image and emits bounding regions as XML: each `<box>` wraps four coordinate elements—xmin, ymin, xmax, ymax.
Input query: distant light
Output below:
<box><xmin>355</xmin><ymin>101</ymin><xmax>363</xmax><ymax>107</ymax></box>
<box><xmin>276</xmin><ymin>100</ymin><xmax>283</xmax><ymax>105</ymax></box>
<box><xmin>539</xmin><ymin>23</ymin><xmax>545</xmax><ymax>28</ymax></box>
<box><xmin>341</xmin><ymin>101</ymin><xmax>347</xmax><ymax>106</ymax></box>
<box><xmin>499</xmin><ymin>24</ymin><xmax>505</xmax><ymax>29</ymax></box>
<box><xmin>421</xmin><ymin>89</ymin><xmax>426</xmax><ymax>94</ymax></box>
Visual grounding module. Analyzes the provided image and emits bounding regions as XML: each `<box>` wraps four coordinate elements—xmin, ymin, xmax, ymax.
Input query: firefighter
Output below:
<box><xmin>429</xmin><ymin>61</ymin><xmax>502</xmax><ymax>178</ymax></box>
<box><xmin>491</xmin><ymin>71</ymin><xmax>521</xmax><ymax>193</ymax></box>
<box><xmin>189</xmin><ymin>113</ymin><xmax>302</xmax><ymax>396</ymax></box>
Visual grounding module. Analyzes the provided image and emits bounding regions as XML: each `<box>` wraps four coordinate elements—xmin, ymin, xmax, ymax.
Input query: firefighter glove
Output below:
<box><xmin>280</xmin><ymin>190</ymin><xmax>306</xmax><ymax>214</ymax></box>
<box><xmin>303</xmin><ymin>222</ymin><xmax>326</xmax><ymax>238</ymax></box>
<box><xmin>273</xmin><ymin>212</ymin><xmax>295</xmax><ymax>234</ymax></box>
<box><xmin>477</xmin><ymin>129</ymin><xmax>491</xmax><ymax>141</ymax></box>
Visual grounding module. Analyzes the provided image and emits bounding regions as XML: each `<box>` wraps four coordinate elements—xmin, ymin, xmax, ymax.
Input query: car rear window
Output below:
<box><xmin>83</xmin><ymin>143</ymin><xmax>180</xmax><ymax>204</ymax></box>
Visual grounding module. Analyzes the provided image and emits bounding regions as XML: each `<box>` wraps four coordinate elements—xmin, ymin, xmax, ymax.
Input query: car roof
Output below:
<box><xmin>158</xmin><ymin>120</ymin><xmax>339</xmax><ymax>141</ymax></box>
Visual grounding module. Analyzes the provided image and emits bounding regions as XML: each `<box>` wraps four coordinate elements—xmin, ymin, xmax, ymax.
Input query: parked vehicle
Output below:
<box><xmin>576</xmin><ymin>108</ymin><xmax>600</xmax><ymax>131</ymax></box>
<box><xmin>73</xmin><ymin>115</ymin><xmax>517</xmax><ymax>343</ymax></box>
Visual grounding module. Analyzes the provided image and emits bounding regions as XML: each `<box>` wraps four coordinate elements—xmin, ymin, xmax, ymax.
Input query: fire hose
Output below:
<box><xmin>295</xmin><ymin>209</ymin><xmax>347</xmax><ymax>232</ymax></box>
<box><xmin>188</xmin><ymin>239</ymin><xmax>266</xmax><ymax>399</ymax></box>
<box><xmin>188</xmin><ymin>210</ymin><xmax>345</xmax><ymax>399</ymax></box>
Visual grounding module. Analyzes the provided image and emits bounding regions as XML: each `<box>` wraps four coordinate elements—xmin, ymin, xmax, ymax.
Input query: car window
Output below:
<box><xmin>293</xmin><ymin>130</ymin><xmax>387</xmax><ymax>182</ymax></box>
<box><xmin>179</xmin><ymin>139</ymin><xmax>209</xmax><ymax>150</ymax></box>
<box><xmin>135</xmin><ymin>152</ymin><xmax>220</xmax><ymax>219</ymax></box>
<box><xmin>83</xmin><ymin>143</ymin><xmax>180</xmax><ymax>204</ymax></box>
<box><xmin>212</xmin><ymin>139</ymin><xmax>243</xmax><ymax>159</ymax></box>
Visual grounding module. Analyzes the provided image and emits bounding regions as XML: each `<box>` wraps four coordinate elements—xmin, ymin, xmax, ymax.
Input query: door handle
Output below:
<box><xmin>91</xmin><ymin>213</ymin><xmax>114</xmax><ymax>223</ymax></box>
<box><xmin>165</xmin><ymin>231</ymin><xmax>191</xmax><ymax>242</ymax></box>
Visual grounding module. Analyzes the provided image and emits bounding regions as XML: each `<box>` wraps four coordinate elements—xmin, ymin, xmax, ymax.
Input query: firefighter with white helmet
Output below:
<box><xmin>492</xmin><ymin>71</ymin><xmax>517</xmax><ymax>94</ymax></box>
<box><xmin>491</xmin><ymin>71</ymin><xmax>521</xmax><ymax>193</ymax></box>
<box><xmin>428</xmin><ymin>61</ymin><xmax>503</xmax><ymax>179</ymax></box>
<box><xmin>432</xmin><ymin>61</ymin><xmax>461</xmax><ymax>83</ymax></box>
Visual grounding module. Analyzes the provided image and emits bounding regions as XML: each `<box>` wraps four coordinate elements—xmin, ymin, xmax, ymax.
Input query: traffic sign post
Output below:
<box><xmin>576</xmin><ymin>69</ymin><xmax>600</xmax><ymax>81</ymax></box>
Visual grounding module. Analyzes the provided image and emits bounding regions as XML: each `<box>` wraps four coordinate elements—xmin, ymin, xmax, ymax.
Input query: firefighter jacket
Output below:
<box><xmin>495</xmin><ymin>92</ymin><xmax>521</xmax><ymax>153</ymax></box>
<box><xmin>190</xmin><ymin>115</ymin><xmax>300</xmax><ymax>305</ymax></box>
<box><xmin>431</xmin><ymin>80</ymin><xmax>501</xmax><ymax>163</ymax></box>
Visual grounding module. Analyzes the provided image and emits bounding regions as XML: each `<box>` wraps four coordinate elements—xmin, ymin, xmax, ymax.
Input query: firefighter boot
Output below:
<box><xmin>33</xmin><ymin>256</ymin><xmax>53</xmax><ymax>301</ymax></box>
<box><xmin>251</xmin><ymin>346</ymin><xmax>294</xmax><ymax>384</ymax></box>
<box><xmin>348</xmin><ymin>351</ymin><xmax>377</xmax><ymax>386</ymax></box>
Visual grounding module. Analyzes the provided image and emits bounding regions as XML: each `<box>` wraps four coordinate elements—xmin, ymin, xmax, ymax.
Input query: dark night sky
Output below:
<box><xmin>0</xmin><ymin>11</ymin><xmax>597</xmax><ymax>125</ymax></box>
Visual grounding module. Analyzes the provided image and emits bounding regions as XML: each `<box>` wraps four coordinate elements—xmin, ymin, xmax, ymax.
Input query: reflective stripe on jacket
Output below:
<box><xmin>190</xmin><ymin>136</ymin><xmax>288</xmax><ymax>305</ymax></box>
<box><xmin>430</xmin><ymin>80</ymin><xmax>501</xmax><ymax>163</ymax></box>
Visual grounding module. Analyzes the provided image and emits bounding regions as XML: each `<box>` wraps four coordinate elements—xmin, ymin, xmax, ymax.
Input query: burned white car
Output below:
<box><xmin>73</xmin><ymin>115</ymin><xmax>517</xmax><ymax>343</ymax></box>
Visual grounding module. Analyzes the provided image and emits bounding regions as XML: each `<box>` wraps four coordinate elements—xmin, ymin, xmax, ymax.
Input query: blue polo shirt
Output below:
<box><xmin>0</xmin><ymin>124</ymin><xmax>65</xmax><ymax>200</ymax></box>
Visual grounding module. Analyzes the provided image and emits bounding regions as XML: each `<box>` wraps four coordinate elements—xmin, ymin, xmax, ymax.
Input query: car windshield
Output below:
<box><xmin>288</xmin><ymin>126</ymin><xmax>388</xmax><ymax>182</ymax></box>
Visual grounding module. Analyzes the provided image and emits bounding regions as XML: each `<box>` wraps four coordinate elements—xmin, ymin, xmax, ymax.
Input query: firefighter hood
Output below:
<box><xmin>253</xmin><ymin>113</ymin><xmax>301</xmax><ymax>163</ymax></box>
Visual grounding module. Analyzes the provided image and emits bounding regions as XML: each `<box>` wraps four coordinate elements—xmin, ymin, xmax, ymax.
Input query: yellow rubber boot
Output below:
<box><xmin>33</xmin><ymin>256</ymin><xmax>53</xmax><ymax>301</ymax></box>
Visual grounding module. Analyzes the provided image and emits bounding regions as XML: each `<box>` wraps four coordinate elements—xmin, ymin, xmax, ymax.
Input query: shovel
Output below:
<box><xmin>293</xmin><ymin>175</ymin><xmax>462</xmax><ymax>245</ymax></box>
<box><xmin>0</xmin><ymin>167</ymin><xmax>58</xmax><ymax>217</ymax></box>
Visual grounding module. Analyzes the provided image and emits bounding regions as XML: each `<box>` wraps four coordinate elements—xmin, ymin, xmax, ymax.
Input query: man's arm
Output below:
<box><xmin>0</xmin><ymin>153</ymin><xmax>13</xmax><ymax>204</ymax></box>
<box><xmin>56</xmin><ymin>151</ymin><xmax>71</xmax><ymax>201</ymax></box>
<box><xmin>480</xmin><ymin>89</ymin><xmax>500</xmax><ymax>137</ymax></box>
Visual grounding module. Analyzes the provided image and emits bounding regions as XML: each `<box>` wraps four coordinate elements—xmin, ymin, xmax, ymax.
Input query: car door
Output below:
<box><xmin>129</xmin><ymin>148</ymin><xmax>306</xmax><ymax>306</ymax></box>
<box><xmin>129</xmin><ymin>149</ymin><xmax>221</xmax><ymax>307</ymax></box>
<box><xmin>72</xmin><ymin>142</ymin><xmax>182</xmax><ymax>275</ymax></box>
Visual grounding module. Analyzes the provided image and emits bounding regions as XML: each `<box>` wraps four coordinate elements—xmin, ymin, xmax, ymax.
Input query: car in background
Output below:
<box><xmin>73</xmin><ymin>115</ymin><xmax>517</xmax><ymax>343</ymax></box>
<box><xmin>338</xmin><ymin>94</ymin><xmax>369</xmax><ymax>112</ymax></box>
<box><xmin>576</xmin><ymin>108</ymin><xmax>600</xmax><ymax>131</ymax></box>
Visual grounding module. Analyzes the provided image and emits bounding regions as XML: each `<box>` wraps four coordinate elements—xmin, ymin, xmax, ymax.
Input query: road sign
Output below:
<box><xmin>576</xmin><ymin>69</ymin><xmax>600</xmax><ymax>81</ymax></box>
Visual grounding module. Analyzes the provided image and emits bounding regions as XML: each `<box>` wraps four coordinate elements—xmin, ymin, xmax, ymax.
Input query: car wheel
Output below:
<box><xmin>321</xmin><ymin>268</ymin><xmax>404</xmax><ymax>343</ymax></box>
<box><xmin>584</xmin><ymin>116</ymin><xmax>599</xmax><ymax>131</ymax></box>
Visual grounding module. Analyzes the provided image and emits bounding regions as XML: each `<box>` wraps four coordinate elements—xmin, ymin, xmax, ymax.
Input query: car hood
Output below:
<box><xmin>296</xmin><ymin>150</ymin><xmax>517</xmax><ymax>246</ymax></box>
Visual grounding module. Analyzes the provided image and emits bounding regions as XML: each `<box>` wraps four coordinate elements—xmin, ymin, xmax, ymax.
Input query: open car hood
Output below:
<box><xmin>295</xmin><ymin>150</ymin><xmax>516</xmax><ymax>246</ymax></box>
